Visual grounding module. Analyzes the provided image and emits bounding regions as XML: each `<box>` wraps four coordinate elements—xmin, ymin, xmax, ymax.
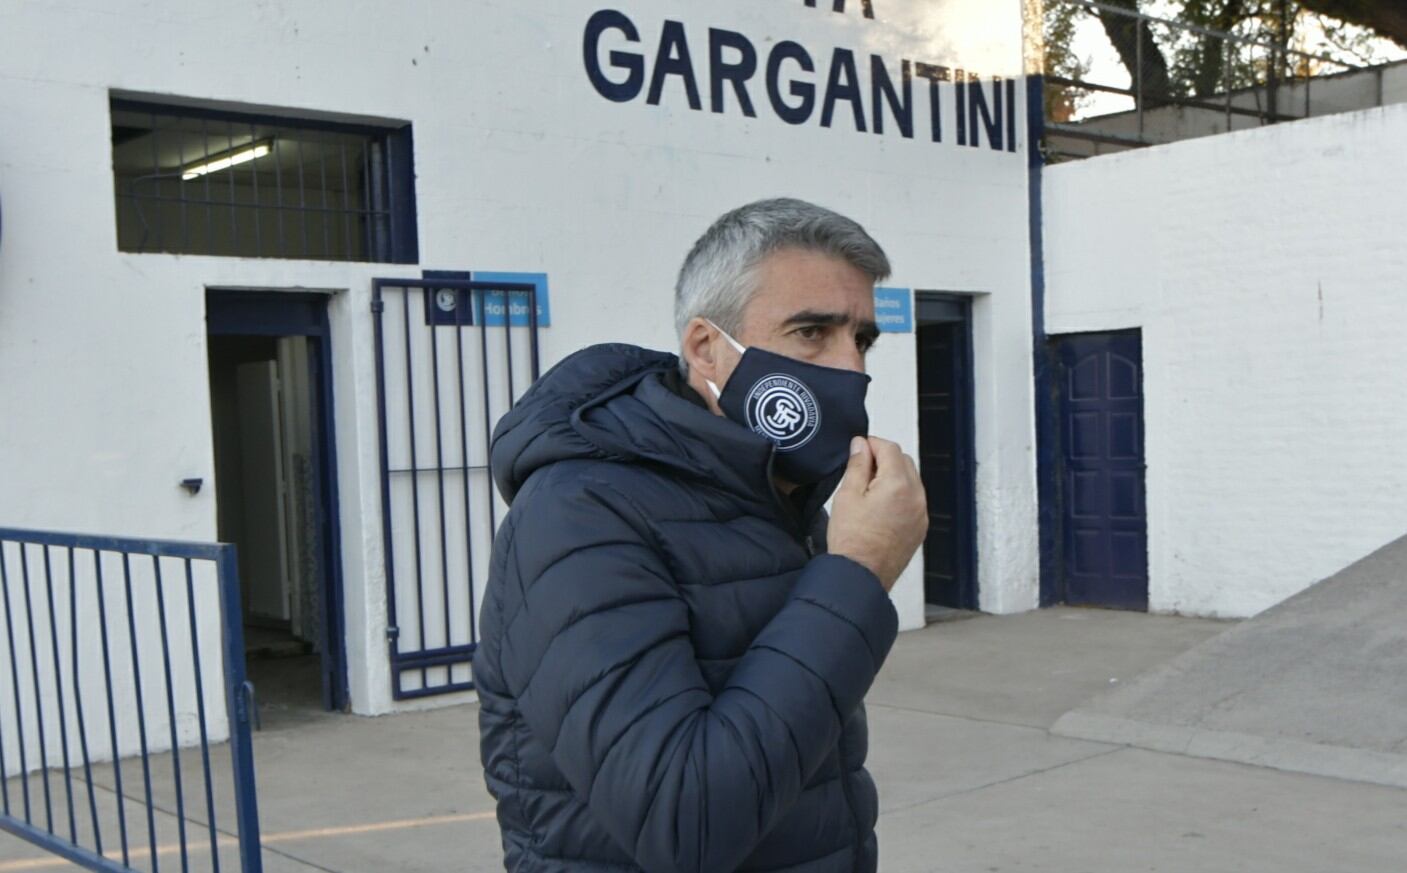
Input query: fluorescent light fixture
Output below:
<box><xmin>181</xmin><ymin>139</ymin><xmax>273</xmax><ymax>181</ymax></box>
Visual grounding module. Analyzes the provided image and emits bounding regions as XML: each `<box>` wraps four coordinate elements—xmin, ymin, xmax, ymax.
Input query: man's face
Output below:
<box><xmin>717</xmin><ymin>247</ymin><xmax>879</xmax><ymax>386</ymax></box>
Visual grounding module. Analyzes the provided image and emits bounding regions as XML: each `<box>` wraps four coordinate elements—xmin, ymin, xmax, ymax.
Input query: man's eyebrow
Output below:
<box><xmin>780</xmin><ymin>310</ymin><xmax>850</xmax><ymax>327</ymax></box>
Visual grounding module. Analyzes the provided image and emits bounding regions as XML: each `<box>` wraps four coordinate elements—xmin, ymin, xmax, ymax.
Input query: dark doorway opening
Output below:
<box><xmin>206</xmin><ymin>290</ymin><xmax>347</xmax><ymax>719</ymax></box>
<box><xmin>1051</xmin><ymin>329</ymin><xmax>1148</xmax><ymax>611</ymax></box>
<box><xmin>915</xmin><ymin>293</ymin><xmax>979</xmax><ymax>614</ymax></box>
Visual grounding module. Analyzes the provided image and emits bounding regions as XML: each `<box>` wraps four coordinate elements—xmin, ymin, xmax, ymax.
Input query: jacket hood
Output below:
<box><xmin>490</xmin><ymin>343</ymin><xmax>778</xmax><ymax>507</ymax></box>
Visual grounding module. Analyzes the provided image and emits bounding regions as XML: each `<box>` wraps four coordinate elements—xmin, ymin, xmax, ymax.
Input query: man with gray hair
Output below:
<box><xmin>476</xmin><ymin>198</ymin><xmax>928</xmax><ymax>872</ymax></box>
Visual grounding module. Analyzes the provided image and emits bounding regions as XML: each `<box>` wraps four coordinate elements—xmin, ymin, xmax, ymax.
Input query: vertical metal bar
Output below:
<box><xmin>68</xmin><ymin>548</ymin><xmax>103</xmax><ymax>856</ymax></box>
<box><xmin>121</xmin><ymin>553</ymin><xmax>160</xmax><ymax>873</ymax></box>
<box><xmin>502</xmin><ymin>291</ymin><xmax>516</xmax><ymax>407</ymax></box>
<box><xmin>249</xmin><ymin>122</ymin><xmax>263</xmax><ymax>257</ymax></box>
<box><xmin>339</xmin><ymin>141</ymin><xmax>354</xmax><ymax>261</ymax></box>
<box><xmin>400</xmin><ymin>289</ymin><xmax>428</xmax><ymax>689</ymax></box>
<box><xmin>454</xmin><ymin>292</ymin><xmax>477</xmax><ymax>651</ymax></box>
<box><xmin>296</xmin><ymin>136</ymin><xmax>310</xmax><ymax>259</ymax></box>
<box><xmin>149</xmin><ymin>111</ymin><xmax>163</xmax><ymax>252</ymax></box>
<box><xmin>1224</xmin><ymin>38</ymin><xmax>1233</xmax><ymax>132</ymax></box>
<box><xmin>227</xmin><ymin>120</ymin><xmax>238</xmax><ymax>256</ymax></box>
<box><xmin>527</xmin><ymin>286</ymin><xmax>541</xmax><ymax>380</ymax></box>
<box><xmin>272</xmin><ymin>137</ymin><xmax>286</xmax><ymax>259</ymax></box>
<box><xmin>178</xmin><ymin>115</ymin><xmax>190</xmax><ymax>253</ymax></box>
<box><xmin>92</xmin><ymin>551</ymin><xmax>130</xmax><ymax>865</ymax></box>
<box><xmin>428</xmin><ymin>300</ymin><xmax>453</xmax><ymax>661</ymax></box>
<box><xmin>152</xmin><ymin>557</ymin><xmax>190</xmax><ymax>873</ymax></box>
<box><xmin>39</xmin><ymin>547</ymin><xmax>77</xmax><ymax>842</ymax></box>
<box><xmin>371</xmin><ymin>285</ymin><xmax>404</xmax><ymax>699</ymax></box>
<box><xmin>0</xmin><ymin>542</ymin><xmax>29</xmax><ymax>821</ymax></box>
<box><xmin>19</xmin><ymin>545</ymin><xmax>54</xmax><ymax>832</ymax></box>
<box><xmin>318</xmin><ymin>135</ymin><xmax>332</xmax><ymax>259</ymax></box>
<box><xmin>0</xmin><ymin>553</ymin><xmax>9</xmax><ymax>818</ymax></box>
<box><xmin>216</xmin><ymin>545</ymin><xmax>263</xmax><ymax>873</ymax></box>
<box><xmin>477</xmin><ymin>304</ymin><xmax>498</xmax><ymax>534</ymax></box>
<box><xmin>384</xmin><ymin>134</ymin><xmax>400</xmax><ymax>261</ymax></box>
<box><xmin>1304</xmin><ymin>64</ymin><xmax>1312</xmax><ymax>118</ymax></box>
<box><xmin>361</xmin><ymin>143</ymin><xmax>374</xmax><ymax>263</ymax></box>
<box><xmin>182</xmin><ymin>558</ymin><xmax>222</xmax><ymax>873</ymax></box>
<box><xmin>1135</xmin><ymin>15</ymin><xmax>1144</xmax><ymax>139</ymax></box>
<box><xmin>202</xmin><ymin>117</ymin><xmax>214</xmax><ymax>254</ymax></box>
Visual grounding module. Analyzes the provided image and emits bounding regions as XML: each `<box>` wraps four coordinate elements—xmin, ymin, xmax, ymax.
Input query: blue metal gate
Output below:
<box><xmin>371</xmin><ymin>278</ymin><xmax>541</xmax><ymax>700</ymax></box>
<box><xmin>0</xmin><ymin>527</ymin><xmax>263</xmax><ymax>872</ymax></box>
<box><xmin>1054</xmin><ymin>331</ymin><xmax>1149</xmax><ymax>610</ymax></box>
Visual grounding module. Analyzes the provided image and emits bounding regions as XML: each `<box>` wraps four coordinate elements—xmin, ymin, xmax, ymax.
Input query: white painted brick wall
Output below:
<box><xmin>0</xmin><ymin>0</ymin><xmax>1038</xmax><ymax>722</ymax></box>
<box><xmin>1043</xmin><ymin>104</ymin><xmax>1407</xmax><ymax>618</ymax></box>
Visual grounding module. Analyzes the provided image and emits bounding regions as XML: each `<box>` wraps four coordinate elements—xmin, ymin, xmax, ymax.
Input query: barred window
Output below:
<box><xmin>111</xmin><ymin>97</ymin><xmax>418</xmax><ymax>263</ymax></box>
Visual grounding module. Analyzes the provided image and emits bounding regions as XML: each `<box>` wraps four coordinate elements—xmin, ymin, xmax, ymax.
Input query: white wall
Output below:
<box><xmin>0</xmin><ymin>0</ymin><xmax>1040</xmax><ymax>722</ymax></box>
<box><xmin>1043</xmin><ymin>103</ymin><xmax>1407</xmax><ymax>618</ymax></box>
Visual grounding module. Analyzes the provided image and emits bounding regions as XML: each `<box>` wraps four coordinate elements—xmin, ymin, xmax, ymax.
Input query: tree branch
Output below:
<box><xmin>1297</xmin><ymin>0</ymin><xmax>1407</xmax><ymax>48</ymax></box>
<box><xmin>1094</xmin><ymin>0</ymin><xmax>1176</xmax><ymax>107</ymax></box>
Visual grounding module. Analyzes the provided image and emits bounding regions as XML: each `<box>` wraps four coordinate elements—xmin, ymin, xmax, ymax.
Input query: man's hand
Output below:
<box><xmin>827</xmin><ymin>436</ymin><xmax>929</xmax><ymax>592</ymax></box>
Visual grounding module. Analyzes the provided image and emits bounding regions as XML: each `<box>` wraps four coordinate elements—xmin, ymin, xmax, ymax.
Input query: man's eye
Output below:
<box><xmin>795</xmin><ymin>326</ymin><xmax>825</xmax><ymax>341</ymax></box>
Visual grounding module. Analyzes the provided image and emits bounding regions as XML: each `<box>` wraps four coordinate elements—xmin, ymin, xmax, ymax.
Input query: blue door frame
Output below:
<box><xmin>915</xmin><ymin>293</ymin><xmax>979</xmax><ymax>610</ymax></box>
<box><xmin>1049</xmin><ymin>330</ymin><xmax>1149</xmax><ymax>610</ymax></box>
<box><xmin>206</xmin><ymin>289</ymin><xmax>349</xmax><ymax>710</ymax></box>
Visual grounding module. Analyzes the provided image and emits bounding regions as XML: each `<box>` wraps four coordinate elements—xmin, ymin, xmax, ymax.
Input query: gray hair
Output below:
<box><xmin>673</xmin><ymin>198</ymin><xmax>891</xmax><ymax>353</ymax></box>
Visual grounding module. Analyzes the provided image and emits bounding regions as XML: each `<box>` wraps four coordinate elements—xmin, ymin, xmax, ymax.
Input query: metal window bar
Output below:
<box><xmin>1043</xmin><ymin>0</ymin><xmax>1360</xmax><ymax>159</ymax></box>
<box><xmin>111</xmin><ymin>100</ymin><xmax>398</xmax><ymax>263</ymax></box>
<box><xmin>0</xmin><ymin>528</ymin><xmax>263</xmax><ymax>873</ymax></box>
<box><xmin>371</xmin><ymin>279</ymin><xmax>542</xmax><ymax>701</ymax></box>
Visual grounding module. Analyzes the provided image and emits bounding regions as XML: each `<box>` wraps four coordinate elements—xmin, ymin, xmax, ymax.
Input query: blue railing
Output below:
<box><xmin>0</xmin><ymin>528</ymin><xmax>262</xmax><ymax>872</ymax></box>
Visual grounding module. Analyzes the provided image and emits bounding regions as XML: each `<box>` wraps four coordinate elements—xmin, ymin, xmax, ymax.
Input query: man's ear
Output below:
<box><xmin>680</xmin><ymin>317</ymin><xmax>719</xmax><ymax>383</ymax></box>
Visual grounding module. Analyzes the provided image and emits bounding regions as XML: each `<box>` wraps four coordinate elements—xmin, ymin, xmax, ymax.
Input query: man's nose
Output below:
<box><xmin>822</xmin><ymin>339</ymin><xmax>865</xmax><ymax>374</ymax></box>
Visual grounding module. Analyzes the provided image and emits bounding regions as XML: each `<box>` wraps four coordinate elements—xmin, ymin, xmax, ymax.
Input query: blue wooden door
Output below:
<box><xmin>915</xmin><ymin>299</ymin><xmax>977</xmax><ymax>610</ymax></box>
<box><xmin>1055</xmin><ymin>331</ymin><xmax>1148</xmax><ymax>610</ymax></box>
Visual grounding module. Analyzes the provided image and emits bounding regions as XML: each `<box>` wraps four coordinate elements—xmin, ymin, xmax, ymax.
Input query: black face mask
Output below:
<box><xmin>705</xmin><ymin>321</ymin><xmax>871</xmax><ymax>486</ymax></box>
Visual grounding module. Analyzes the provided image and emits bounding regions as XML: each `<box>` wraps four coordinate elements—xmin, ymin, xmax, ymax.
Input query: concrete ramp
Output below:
<box><xmin>1053</xmin><ymin>533</ymin><xmax>1407</xmax><ymax>789</ymax></box>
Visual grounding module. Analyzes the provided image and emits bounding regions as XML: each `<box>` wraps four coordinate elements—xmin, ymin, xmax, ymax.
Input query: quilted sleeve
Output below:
<box><xmin>497</xmin><ymin>472</ymin><xmax>898</xmax><ymax>873</ymax></box>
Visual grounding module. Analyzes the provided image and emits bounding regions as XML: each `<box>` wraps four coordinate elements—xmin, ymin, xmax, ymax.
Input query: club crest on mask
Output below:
<box><xmin>744</xmin><ymin>374</ymin><xmax>821</xmax><ymax>452</ymax></box>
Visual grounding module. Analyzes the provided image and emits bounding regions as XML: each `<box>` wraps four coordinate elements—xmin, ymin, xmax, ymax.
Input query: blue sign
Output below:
<box><xmin>421</xmin><ymin>270</ymin><xmax>552</xmax><ymax>328</ymax></box>
<box><xmin>472</xmin><ymin>271</ymin><xmax>552</xmax><ymax>328</ymax></box>
<box><xmin>874</xmin><ymin>287</ymin><xmax>913</xmax><ymax>333</ymax></box>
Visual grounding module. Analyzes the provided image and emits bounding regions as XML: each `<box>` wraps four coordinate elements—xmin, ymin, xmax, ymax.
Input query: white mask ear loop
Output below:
<box><xmin>703</xmin><ymin>319</ymin><xmax>746</xmax><ymax>399</ymax></box>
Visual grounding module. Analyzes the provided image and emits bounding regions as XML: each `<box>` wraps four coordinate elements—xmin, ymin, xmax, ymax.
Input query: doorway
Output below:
<box><xmin>914</xmin><ymin>293</ymin><xmax>978</xmax><ymax>612</ymax></box>
<box><xmin>206</xmin><ymin>290</ymin><xmax>347</xmax><ymax>715</ymax></box>
<box><xmin>1052</xmin><ymin>330</ymin><xmax>1148</xmax><ymax>610</ymax></box>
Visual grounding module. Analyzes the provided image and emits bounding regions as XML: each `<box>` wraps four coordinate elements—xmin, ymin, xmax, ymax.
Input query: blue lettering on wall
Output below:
<box><xmin>583</xmin><ymin>10</ymin><xmax>644</xmax><ymax>103</ymax></box>
<box><xmin>647</xmin><ymin>20</ymin><xmax>702</xmax><ymax>110</ymax></box>
<box><xmin>821</xmin><ymin>48</ymin><xmax>865</xmax><ymax>132</ymax></box>
<box><xmin>581</xmin><ymin>9</ymin><xmax>1019</xmax><ymax>153</ymax></box>
<box><xmin>767</xmin><ymin>41</ymin><xmax>816</xmax><ymax>125</ymax></box>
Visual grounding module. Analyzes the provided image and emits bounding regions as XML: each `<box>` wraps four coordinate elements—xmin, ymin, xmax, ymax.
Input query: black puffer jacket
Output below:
<box><xmin>476</xmin><ymin>344</ymin><xmax>899</xmax><ymax>873</ymax></box>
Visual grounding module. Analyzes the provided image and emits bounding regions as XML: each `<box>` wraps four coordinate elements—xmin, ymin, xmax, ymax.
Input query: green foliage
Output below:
<box><xmin>1045</xmin><ymin>0</ymin><xmax>1402</xmax><ymax>104</ymax></box>
<box><xmin>1043</xmin><ymin>0</ymin><xmax>1096</xmax><ymax>119</ymax></box>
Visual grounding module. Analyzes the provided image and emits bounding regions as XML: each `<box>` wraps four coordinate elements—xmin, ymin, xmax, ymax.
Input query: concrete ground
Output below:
<box><xmin>1054</xmin><ymin>533</ymin><xmax>1407</xmax><ymax>790</ymax></box>
<box><xmin>4</xmin><ymin>607</ymin><xmax>1406</xmax><ymax>872</ymax></box>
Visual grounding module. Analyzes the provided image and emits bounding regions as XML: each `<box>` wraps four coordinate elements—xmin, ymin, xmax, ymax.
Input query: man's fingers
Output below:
<box><xmin>838</xmin><ymin>436</ymin><xmax>874</xmax><ymax>494</ymax></box>
<box><xmin>867</xmin><ymin>437</ymin><xmax>905</xmax><ymax>477</ymax></box>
